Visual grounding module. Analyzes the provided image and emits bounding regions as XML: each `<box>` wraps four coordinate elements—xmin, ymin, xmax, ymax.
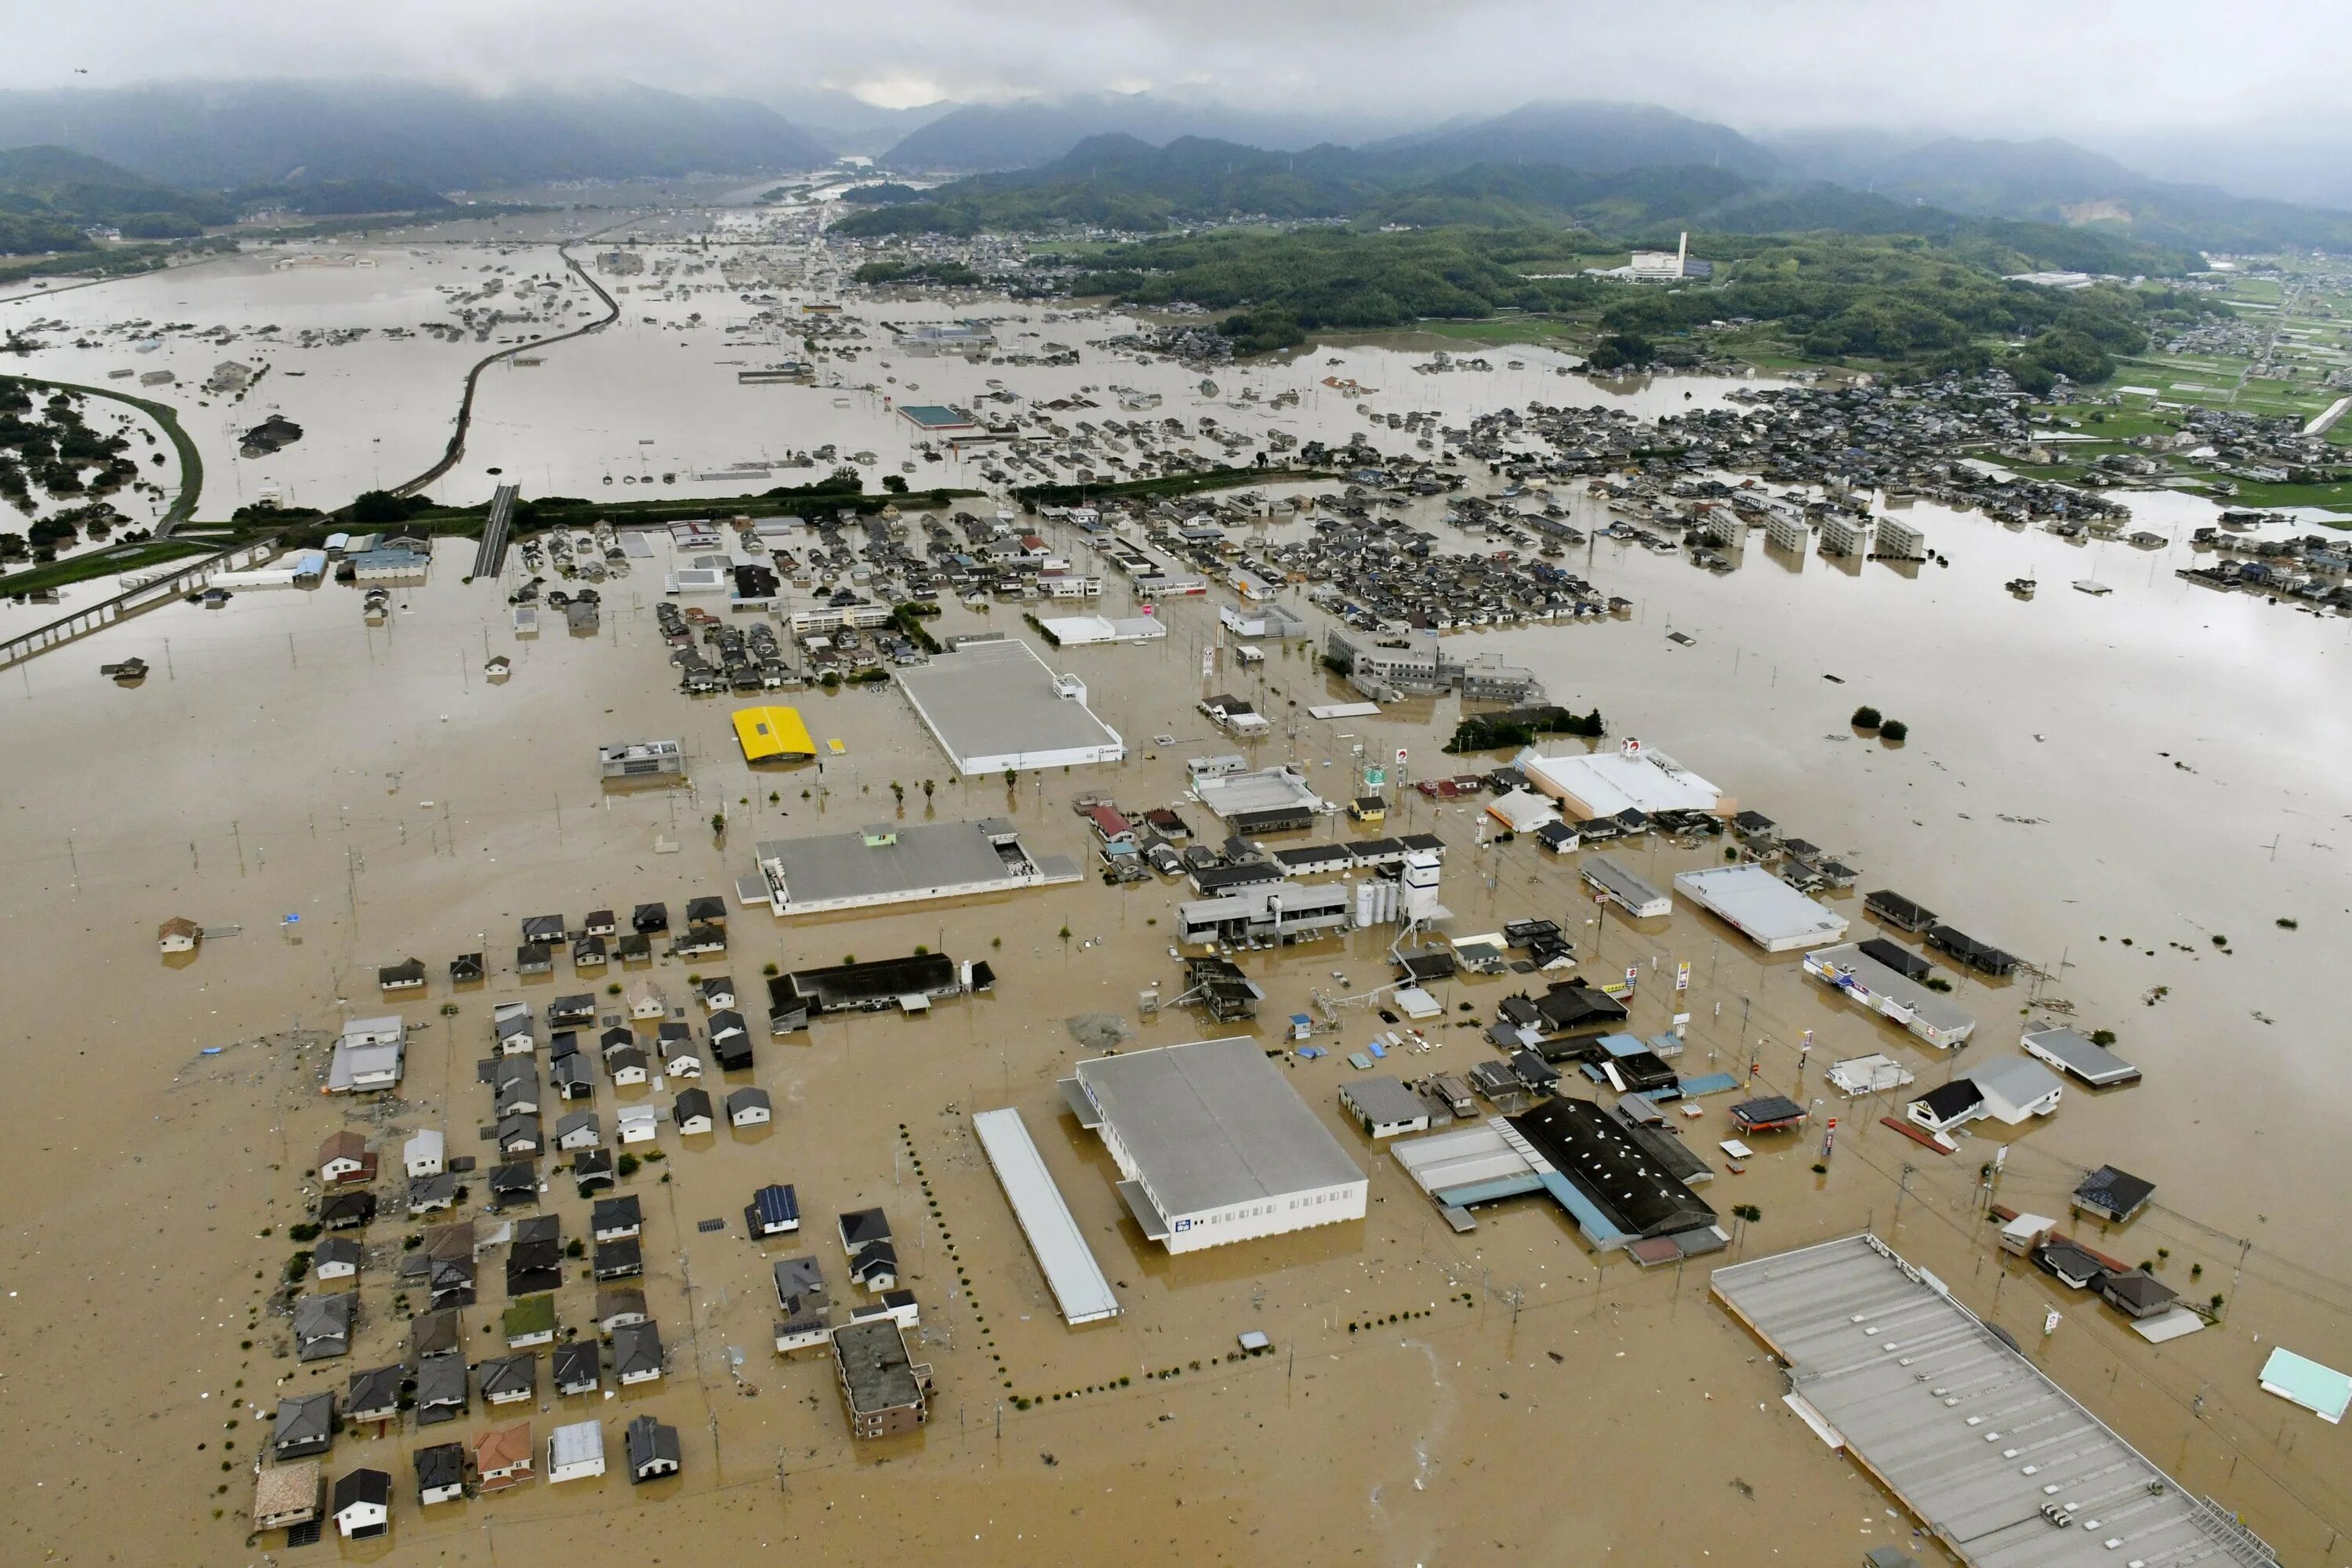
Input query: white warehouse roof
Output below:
<box><xmin>971</xmin><ymin>1108</ymin><xmax>1120</xmax><ymax>1326</ymax></box>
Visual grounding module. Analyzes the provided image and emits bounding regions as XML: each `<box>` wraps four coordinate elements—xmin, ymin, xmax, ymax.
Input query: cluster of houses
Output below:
<box><xmin>258</xmin><ymin>1120</ymin><xmax>684</xmax><ymax>1540</ymax></box>
<box><xmin>378</xmin><ymin>898</ymin><xmax>735</xmax><ymax>1004</ymax></box>
<box><xmin>768</xmin><ymin>1208</ymin><xmax>933</xmax><ymax>1438</ymax></box>
<box><xmin>1079</xmin><ymin>795</ymin><xmax>1202</xmax><ymax>882</ymax></box>
<box><xmin>1997</xmin><ymin>1167</ymin><xmax>2197</xmax><ymax>1334</ymax></box>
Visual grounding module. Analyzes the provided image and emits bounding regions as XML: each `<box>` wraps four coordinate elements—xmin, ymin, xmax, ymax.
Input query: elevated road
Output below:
<box><xmin>473</xmin><ymin>482</ymin><xmax>519</xmax><ymax>579</ymax></box>
<box><xmin>383</xmin><ymin>240</ymin><xmax>619</xmax><ymax>502</ymax></box>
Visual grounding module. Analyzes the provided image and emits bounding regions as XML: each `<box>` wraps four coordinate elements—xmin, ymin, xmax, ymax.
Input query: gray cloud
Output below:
<box><xmin>7</xmin><ymin>0</ymin><xmax>2343</xmax><ymax>138</ymax></box>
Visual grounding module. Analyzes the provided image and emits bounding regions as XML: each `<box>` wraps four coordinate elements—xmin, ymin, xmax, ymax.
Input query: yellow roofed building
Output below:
<box><xmin>733</xmin><ymin>706</ymin><xmax>817</xmax><ymax>764</ymax></box>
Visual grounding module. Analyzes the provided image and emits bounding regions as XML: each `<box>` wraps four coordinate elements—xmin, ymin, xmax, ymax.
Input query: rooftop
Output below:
<box><xmin>1673</xmin><ymin>864</ymin><xmax>1850</xmax><ymax>949</ymax></box>
<box><xmin>1339</xmin><ymin>1076</ymin><xmax>1432</xmax><ymax>1127</ymax></box>
<box><xmin>971</xmin><ymin>1107</ymin><xmax>1121</xmax><ymax>1326</ymax></box>
<box><xmin>1712</xmin><ymin>1234</ymin><xmax>2277</xmax><ymax>1568</ymax></box>
<box><xmin>895</xmin><ymin>639</ymin><xmax>1124</xmax><ymax>774</ymax></box>
<box><xmin>1521</xmin><ymin>745</ymin><xmax>1722</xmax><ymax>817</ymax></box>
<box><xmin>1070</xmin><ymin>1037</ymin><xmax>1363</xmax><ymax>1219</ymax></box>
<box><xmin>833</xmin><ymin>1316</ymin><xmax>928</xmax><ymax>1414</ymax></box>
<box><xmin>732</xmin><ymin>705</ymin><xmax>817</xmax><ymax>763</ymax></box>
<box><xmin>755</xmin><ymin>818</ymin><xmax>1076</xmax><ymax>914</ymax></box>
<box><xmin>1508</xmin><ymin>1097</ymin><xmax>1718</xmax><ymax>1241</ymax></box>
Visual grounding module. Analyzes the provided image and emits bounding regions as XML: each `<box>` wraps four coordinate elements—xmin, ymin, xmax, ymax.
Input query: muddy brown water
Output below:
<box><xmin>0</xmin><ymin>246</ymin><xmax>2347</xmax><ymax>1565</ymax></box>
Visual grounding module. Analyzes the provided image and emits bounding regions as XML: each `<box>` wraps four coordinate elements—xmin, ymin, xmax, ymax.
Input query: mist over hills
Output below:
<box><xmin>876</xmin><ymin>93</ymin><xmax>1400</xmax><ymax>172</ymax></box>
<box><xmin>3</xmin><ymin>78</ymin><xmax>2351</xmax><ymax>258</ymax></box>
<box><xmin>0</xmin><ymin>80</ymin><xmax>833</xmax><ymax>190</ymax></box>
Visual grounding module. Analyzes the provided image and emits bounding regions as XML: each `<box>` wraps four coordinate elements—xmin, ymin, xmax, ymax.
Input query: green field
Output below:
<box><xmin>0</xmin><ymin>536</ymin><xmax>215</xmax><ymax>597</ymax></box>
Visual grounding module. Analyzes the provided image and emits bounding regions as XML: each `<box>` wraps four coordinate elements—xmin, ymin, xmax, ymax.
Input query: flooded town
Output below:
<box><xmin>3</xmin><ymin>26</ymin><xmax>2352</xmax><ymax>1568</ymax></box>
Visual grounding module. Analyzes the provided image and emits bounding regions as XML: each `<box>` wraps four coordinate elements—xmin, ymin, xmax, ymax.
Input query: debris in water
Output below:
<box><xmin>1065</xmin><ymin>1013</ymin><xmax>1134</xmax><ymax>1051</ymax></box>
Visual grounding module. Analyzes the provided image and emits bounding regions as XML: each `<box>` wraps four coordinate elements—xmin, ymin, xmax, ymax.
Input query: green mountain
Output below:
<box><xmin>0</xmin><ymin>144</ymin><xmax>234</xmax><ymax>252</ymax></box>
<box><xmin>833</xmin><ymin>134</ymin><xmax>2191</xmax><ymax>278</ymax></box>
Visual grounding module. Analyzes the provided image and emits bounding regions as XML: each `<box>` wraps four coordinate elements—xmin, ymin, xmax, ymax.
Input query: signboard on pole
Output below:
<box><xmin>1393</xmin><ymin>747</ymin><xmax>1409</xmax><ymax>771</ymax></box>
<box><xmin>1675</xmin><ymin>960</ymin><xmax>1691</xmax><ymax>992</ymax></box>
<box><xmin>1624</xmin><ymin>964</ymin><xmax>1639</xmax><ymax>992</ymax></box>
<box><xmin>1821</xmin><ymin>1116</ymin><xmax>1838</xmax><ymax>1160</ymax></box>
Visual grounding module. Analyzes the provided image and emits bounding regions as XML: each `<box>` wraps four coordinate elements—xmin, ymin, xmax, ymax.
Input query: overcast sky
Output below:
<box><xmin>5</xmin><ymin>0</ymin><xmax>2339</xmax><ymax>138</ymax></box>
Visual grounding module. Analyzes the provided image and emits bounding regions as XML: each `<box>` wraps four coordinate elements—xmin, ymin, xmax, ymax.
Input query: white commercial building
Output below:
<box><xmin>896</xmin><ymin>639</ymin><xmax>1126</xmax><ymax>775</ymax></box>
<box><xmin>1519</xmin><ymin>739</ymin><xmax>1729</xmax><ymax>819</ymax></box>
<box><xmin>1037</xmin><ymin>614</ymin><xmax>1166</xmax><ymax>646</ymax></box>
<box><xmin>1802</xmin><ymin>942</ymin><xmax>1976</xmax><ymax>1048</ymax></box>
<box><xmin>1062</xmin><ymin>1038</ymin><xmax>1366</xmax><ymax>1254</ymax></box>
<box><xmin>752</xmin><ymin>818</ymin><xmax>1080</xmax><ymax>917</ymax></box>
<box><xmin>1672</xmin><ymin>865</ymin><xmax>1848</xmax><ymax>952</ymax></box>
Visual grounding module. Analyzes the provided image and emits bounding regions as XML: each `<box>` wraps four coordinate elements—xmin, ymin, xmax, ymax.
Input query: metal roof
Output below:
<box><xmin>1069</xmin><ymin>1037</ymin><xmax>1363</xmax><ymax>1220</ymax></box>
<box><xmin>971</xmin><ymin>1108</ymin><xmax>1120</xmax><ymax>1326</ymax></box>
<box><xmin>1580</xmin><ymin>854</ymin><xmax>1671</xmax><ymax>915</ymax></box>
<box><xmin>731</xmin><ymin>705</ymin><xmax>816</xmax><ymax>762</ymax></box>
<box><xmin>1338</xmin><ymin>1076</ymin><xmax>1431</xmax><ymax>1128</ymax></box>
<box><xmin>1673</xmin><ymin>864</ymin><xmax>1849</xmax><ymax>950</ymax></box>
<box><xmin>1806</xmin><ymin>942</ymin><xmax>1978</xmax><ymax>1042</ymax></box>
<box><xmin>895</xmin><ymin>638</ymin><xmax>1124</xmax><ymax>771</ymax></box>
<box><xmin>756</xmin><ymin>819</ymin><xmax>1067</xmax><ymax>912</ymax></box>
<box><xmin>1711</xmin><ymin>1234</ymin><xmax>2278</xmax><ymax>1568</ymax></box>
<box><xmin>2020</xmin><ymin>1027</ymin><xmax>2140</xmax><ymax>1087</ymax></box>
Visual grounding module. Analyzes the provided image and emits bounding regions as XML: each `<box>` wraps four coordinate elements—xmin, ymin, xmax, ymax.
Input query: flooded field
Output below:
<box><xmin>0</xmin><ymin>213</ymin><xmax>2347</xmax><ymax>1566</ymax></box>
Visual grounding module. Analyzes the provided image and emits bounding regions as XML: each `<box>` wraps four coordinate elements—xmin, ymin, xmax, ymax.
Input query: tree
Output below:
<box><xmin>349</xmin><ymin>488</ymin><xmax>422</xmax><ymax>524</ymax></box>
<box><xmin>1879</xmin><ymin>719</ymin><xmax>1908</xmax><ymax>742</ymax></box>
<box><xmin>1584</xmin><ymin>332</ymin><xmax>1653</xmax><ymax>372</ymax></box>
<box><xmin>882</xmin><ymin>473</ymin><xmax>908</xmax><ymax>494</ymax></box>
<box><xmin>1850</xmin><ymin>705</ymin><xmax>1882</xmax><ymax>729</ymax></box>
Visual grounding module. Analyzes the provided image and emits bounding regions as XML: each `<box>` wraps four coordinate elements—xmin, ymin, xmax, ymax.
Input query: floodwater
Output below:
<box><xmin>1</xmin><ymin>221</ymin><xmax>2348</xmax><ymax>1566</ymax></box>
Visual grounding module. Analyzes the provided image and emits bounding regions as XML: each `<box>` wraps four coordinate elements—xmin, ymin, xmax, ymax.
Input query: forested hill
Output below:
<box><xmin>836</xmin><ymin>122</ymin><xmax>2352</xmax><ymax>259</ymax></box>
<box><xmin>0</xmin><ymin>145</ymin><xmax>234</xmax><ymax>250</ymax></box>
<box><xmin>1059</xmin><ymin>224</ymin><xmax>2222</xmax><ymax>390</ymax></box>
<box><xmin>830</xmin><ymin>135</ymin><xmax>2191</xmax><ymax>274</ymax></box>
<box><xmin>0</xmin><ymin>143</ymin><xmax>459</xmax><ymax>256</ymax></box>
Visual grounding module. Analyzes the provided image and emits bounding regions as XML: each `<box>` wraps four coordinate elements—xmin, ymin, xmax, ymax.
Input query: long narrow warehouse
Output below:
<box><xmin>971</xmin><ymin>1106</ymin><xmax>1122</xmax><ymax>1327</ymax></box>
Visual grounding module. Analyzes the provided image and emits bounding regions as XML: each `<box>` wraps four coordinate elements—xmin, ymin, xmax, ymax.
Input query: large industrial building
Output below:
<box><xmin>1672</xmin><ymin>864</ymin><xmax>1849</xmax><ymax>952</ymax></box>
<box><xmin>896</xmin><ymin>639</ymin><xmax>1126</xmax><ymax>774</ymax></box>
<box><xmin>1712</xmin><ymin>1235</ymin><xmax>2278</xmax><ymax>1568</ymax></box>
<box><xmin>1519</xmin><ymin>740</ymin><xmax>1729</xmax><ymax>819</ymax></box>
<box><xmin>750</xmin><ymin>818</ymin><xmax>1080</xmax><ymax>917</ymax></box>
<box><xmin>1062</xmin><ymin>1037</ymin><xmax>1366</xmax><ymax>1254</ymax></box>
<box><xmin>1392</xmin><ymin>1106</ymin><xmax>1722</xmax><ymax>1260</ymax></box>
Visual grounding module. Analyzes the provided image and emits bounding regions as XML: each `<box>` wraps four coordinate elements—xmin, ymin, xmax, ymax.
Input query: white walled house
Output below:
<box><xmin>403</xmin><ymin>1128</ymin><xmax>446</xmax><ymax>1178</ymax></box>
<box><xmin>547</xmin><ymin>1420</ymin><xmax>605</xmax><ymax>1483</ymax></box>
